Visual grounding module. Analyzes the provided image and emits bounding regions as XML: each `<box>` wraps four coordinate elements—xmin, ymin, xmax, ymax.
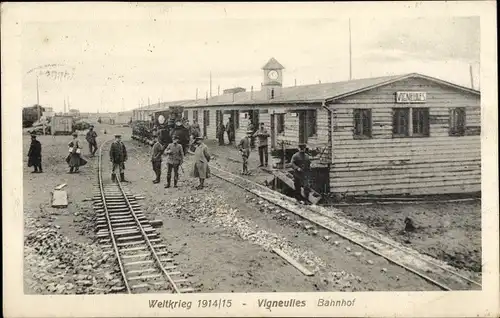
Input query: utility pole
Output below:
<box><xmin>209</xmin><ymin>71</ymin><xmax>212</xmax><ymax>97</ymax></box>
<box><xmin>36</xmin><ymin>76</ymin><xmax>40</xmax><ymax>119</ymax></box>
<box><xmin>349</xmin><ymin>18</ymin><xmax>353</xmax><ymax>80</ymax></box>
<box><xmin>218</xmin><ymin>85</ymin><xmax>220</xmax><ymax>96</ymax></box>
<box><xmin>196</xmin><ymin>88</ymin><xmax>198</xmax><ymax>101</ymax></box>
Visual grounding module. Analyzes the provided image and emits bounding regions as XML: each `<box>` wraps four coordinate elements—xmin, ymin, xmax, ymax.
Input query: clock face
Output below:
<box><xmin>158</xmin><ymin>114</ymin><xmax>166</xmax><ymax>124</ymax></box>
<box><xmin>268</xmin><ymin>70</ymin><xmax>279</xmax><ymax>80</ymax></box>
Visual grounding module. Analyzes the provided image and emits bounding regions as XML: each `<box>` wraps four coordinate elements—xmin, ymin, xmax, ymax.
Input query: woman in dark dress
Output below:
<box><xmin>66</xmin><ymin>132</ymin><xmax>87</xmax><ymax>173</ymax></box>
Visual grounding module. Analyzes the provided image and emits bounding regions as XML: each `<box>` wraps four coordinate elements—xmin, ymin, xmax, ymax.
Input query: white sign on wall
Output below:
<box><xmin>396</xmin><ymin>91</ymin><xmax>427</xmax><ymax>103</ymax></box>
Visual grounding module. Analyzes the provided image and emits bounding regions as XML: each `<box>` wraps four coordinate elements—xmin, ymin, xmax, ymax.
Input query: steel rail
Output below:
<box><xmin>97</xmin><ymin>140</ymin><xmax>132</xmax><ymax>293</ymax></box>
<box><xmin>210</xmin><ymin>165</ymin><xmax>481</xmax><ymax>291</ymax></box>
<box><xmin>115</xmin><ymin>173</ymin><xmax>181</xmax><ymax>293</ymax></box>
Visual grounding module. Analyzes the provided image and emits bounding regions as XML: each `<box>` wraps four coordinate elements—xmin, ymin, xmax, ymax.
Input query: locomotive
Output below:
<box><xmin>131</xmin><ymin>106</ymin><xmax>184</xmax><ymax>145</ymax></box>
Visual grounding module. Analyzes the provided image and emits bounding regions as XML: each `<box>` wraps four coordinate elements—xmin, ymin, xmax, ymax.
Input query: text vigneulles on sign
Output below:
<box><xmin>396</xmin><ymin>91</ymin><xmax>427</xmax><ymax>103</ymax></box>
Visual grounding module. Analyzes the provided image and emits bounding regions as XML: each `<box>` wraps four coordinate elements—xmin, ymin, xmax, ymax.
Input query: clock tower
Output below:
<box><xmin>262</xmin><ymin>57</ymin><xmax>284</xmax><ymax>100</ymax></box>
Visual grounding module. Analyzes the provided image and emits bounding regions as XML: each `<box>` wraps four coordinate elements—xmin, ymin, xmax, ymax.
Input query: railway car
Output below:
<box><xmin>153</xmin><ymin>106</ymin><xmax>184</xmax><ymax>145</ymax></box>
<box><xmin>132</xmin><ymin>106</ymin><xmax>185</xmax><ymax>145</ymax></box>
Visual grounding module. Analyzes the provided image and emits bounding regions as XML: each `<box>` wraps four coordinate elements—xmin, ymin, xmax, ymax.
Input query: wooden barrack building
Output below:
<box><xmin>134</xmin><ymin>58</ymin><xmax>481</xmax><ymax>197</ymax></box>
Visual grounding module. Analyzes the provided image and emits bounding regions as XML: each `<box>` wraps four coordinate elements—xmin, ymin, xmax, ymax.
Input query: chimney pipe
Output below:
<box><xmin>251</xmin><ymin>86</ymin><xmax>254</xmax><ymax>100</ymax></box>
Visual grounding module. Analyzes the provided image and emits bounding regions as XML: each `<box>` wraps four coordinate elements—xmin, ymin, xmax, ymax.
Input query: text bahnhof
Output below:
<box><xmin>148</xmin><ymin>298</ymin><xmax>356</xmax><ymax>310</ymax></box>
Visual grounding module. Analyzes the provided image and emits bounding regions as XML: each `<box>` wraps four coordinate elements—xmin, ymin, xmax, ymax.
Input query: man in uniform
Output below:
<box><xmin>151</xmin><ymin>135</ymin><xmax>165</xmax><ymax>184</ymax></box>
<box><xmin>165</xmin><ymin>136</ymin><xmax>184</xmax><ymax>188</ymax></box>
<box><xmin>290</xmin><ymin>143</ymin><xmax>311</xmax><ymax>203</ymax></box>
<box><xmin>28</xmin><ymin>133</ymin><xmax>43</xmax><ymax>173</ymax></box>
<box><xmin>238</xmin><ymin>130</ymin><xmax>253</xmax><ymax>175</ymax></box>
<box><xmin>109</xmin><ymin>134</ymin><xmax>128</xmax><ymax>182</ymax></box>
<box><xmin>253</xmin><ymin>122</ymin><xmax>270</xmax><ymax>167</ymax></box>
<box><xmin>217</xmin><ymin>121</ymin><xmax>225</xmax><ymax>146</ymax></box>
<box><xmin>171</xmin><ymin>120</ymin><xmax>190</xmax><ymax>156</ymax></box>
<box><xmin>85</xmin><ymin>125</ymin><xmax>98</xmax><ymax>157</ymax></box>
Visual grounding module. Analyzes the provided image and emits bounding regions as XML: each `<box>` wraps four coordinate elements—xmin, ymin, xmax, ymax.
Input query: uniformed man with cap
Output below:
<box><xmin>28</xmin><ymin>133</ymin><xmax>43</xmax><ymax>173</ymax></box>
<box><xmin>238</xmin><ymin>130</ymin><xmax>253</xmax><ymax>175</ymax></box>
<box><xmin>85</xmin><ymin>125</ymin><xmax>98</xmax><ymax>157</ymax></box>
<box><xmin>290</xmin><ymin>143</ymin><xmax>312</xmax><ymax>203</ymax></box>
<box><xmin>109</xmin><ymin>133</ymin><xmax>128</xmax><ymax>182</ymax></box>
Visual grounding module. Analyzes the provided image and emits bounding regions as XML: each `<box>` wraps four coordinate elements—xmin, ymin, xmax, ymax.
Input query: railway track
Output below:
<box><xmin>93</xmin><ymin>140</ymin><xmax>195</xmax><ymax>294</ymax></box>
<box><xmin>210</xmin><ymin>165</ymin><xmax>482</xmax><ymax>291</ymax></box>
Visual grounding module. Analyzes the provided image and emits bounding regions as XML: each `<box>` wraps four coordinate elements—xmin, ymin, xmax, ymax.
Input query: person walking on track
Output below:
<box><xmin>191</xmin><ymin>136</ymin><xmax>210</xmax><ymax>190</ymax></box>
<box><xmin>253</xmin><ymin>122</ymin><xmax>270</xmax><ymax>167</ymax></box>
<box><xmin>86</xmin><ymin>125</ymin><xmax>98</xmax><ymax>157</ymax></box>
<box><xmin>238</xmin><ymin>130</ymin><xmax>252</xmax><ymax>175</ymax></box>
<box><xmin>109</xmin><ymin>133</ymin><xmax>128</xmax><ymax>182</ymax></box>
<box><xmin>164</xmin><ymin>136</ymin><xmax>184</xmax><ymax>188</ymax></box>
<box><xmin>28</xmin><ymin>133</ymin><xmax>43</xmax><ymax>173</ymax></box>
<box><xmin>290</xmin><ymin>143</ymin><xmax>312</xmax><ymax>203</ymax></box>
<box><xmin>151</xmin><ymin>136</ymin><xmax>165</xmax><ymax>184</ymax></box>
<box><xmin>66</xmin><ymin>132</ymin><xmax>87</xmax><ymax>173</ymax></box>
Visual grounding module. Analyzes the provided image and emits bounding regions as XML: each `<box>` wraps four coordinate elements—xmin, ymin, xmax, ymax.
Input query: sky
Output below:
<box><xmin>20</xmin><ymin>4</ymin><xmax>480</xmax><ymax>113</ymax></box>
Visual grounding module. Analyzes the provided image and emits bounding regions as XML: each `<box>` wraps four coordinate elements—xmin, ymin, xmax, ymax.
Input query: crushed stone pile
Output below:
<box><xmin>24</xmin><ymin>225</ymin><xmax>122</xmax><ymax>294</ymax></box>
<box><xmin>159</xmin><ymin>193</ymin><xmax>326</xmax><ymax>274</ymax></box>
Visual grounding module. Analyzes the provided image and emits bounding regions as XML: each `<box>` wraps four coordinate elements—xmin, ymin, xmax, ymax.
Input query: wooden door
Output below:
<box><xmin>203</xmin><ymin>110</ymin><xmax>209</xmax><ymax>137</ymax></box>
<box><xmin>298</xmin><ymin>111</ymin><xmax>307</xmax><ymax>144</ymax></box>
<box><xmin>270</xmin><ymin>114</ymin><xmax>276</xmax><ymax>148</ymax></box>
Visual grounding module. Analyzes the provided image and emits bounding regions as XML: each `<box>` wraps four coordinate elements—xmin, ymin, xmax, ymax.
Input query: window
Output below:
<box><xmin>193</xmin><ymin>110</ymin><xmax>198</xmax><ymax>124</ymax></box>
<box><xmin>204</xmin><ymin>110</ymin><xmax>210</xmax><ymax>126</ymax></box>
<box><xmin>183</xmin><ymin>110</ymin><xmax>188</xmax><ymax>119</ymax></box>
<box><xmin>277</xmin><ymin>114</ymin><xmax>285</xmax><ymax>134</ymax></box>
<box><xmin>392</xmin><ymin>108</ymin><xmax>410</xmax><ymax>137</ymax></box>
<box><xmin>306</xmin><ymin>110</ymin><xmax>317</xmax><ymax>137</ymax></box>
<box><xmin>270</xmin><ymin>88</ymin><xmax>275</xmax><ymax>99</ymax></box>
<box><xmin>412</xmin><ymin>108</ymin><xmax>430</xmax><ymax>136</ymax></box>
<box><xmin>449</xmin><ymin>107</ymin><xmax>466</xmax><ymax>136</ymax></box>
<box><xmin>353</xmin><ymin>109</ymin><xmax>372</xmax><ymax>138</ymax></box>
<box><xmin>392</xmin><ymin>107</ymin><xmax>430</xmax><ymax>138</ymax></box>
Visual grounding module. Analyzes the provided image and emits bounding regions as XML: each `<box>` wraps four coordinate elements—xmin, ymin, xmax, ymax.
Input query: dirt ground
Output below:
<box><xmin>25</xmin><ymin>123</ymin><xmax>474</xmax><ymax>294</ymax></box>
<box><xmin>204</xmin><ymin>139</ymin><xmax>482</xmax><ymax>275</ymax></box>
<box><xmin>338</xmin><ymin>202</ymin><xmax>481</xmax><ymax>273</ymax></box>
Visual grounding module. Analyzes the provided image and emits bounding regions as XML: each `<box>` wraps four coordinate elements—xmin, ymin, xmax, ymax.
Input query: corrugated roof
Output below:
<box><xmin>134</xmin><ymin>72</ymin><xmax>480</xmax><ymax>110</ymax></box>
<box><xmin>182</xmin><ymin>74</ymin><xmax>405</xmax><ymax>107</ymax></box>
<box><xmin>262</xmin><ymin>57</ymin><xmax>285</xmax><ymax>70</ymax></box>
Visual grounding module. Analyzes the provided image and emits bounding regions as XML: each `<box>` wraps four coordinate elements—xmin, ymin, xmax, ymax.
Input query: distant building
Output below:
<box><xmin>223</xmin><ymin>87</ymin><xmax>246</xmax><ymax>94</ymax></box>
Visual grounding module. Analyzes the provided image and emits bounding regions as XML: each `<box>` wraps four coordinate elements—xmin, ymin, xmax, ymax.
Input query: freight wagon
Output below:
<box><xmin>51</xmin><ymin>115</ymin><xmax>73</xmax><ymax>135</ymax></box>
<box><xmin>132</xmin><ymin>106</ymin><xmax>185</xmax><ymax>145</ymax></box>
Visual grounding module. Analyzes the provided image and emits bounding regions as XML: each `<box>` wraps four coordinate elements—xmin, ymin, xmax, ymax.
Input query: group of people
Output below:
<box><xmin>150</xmin><ymin>132</ymin><xmax>210</xmax><ymax>190</ymax></box>
<box><xmin>237</xmin><ymin>122</ymin><xmax>270</xmax><ymax>175</ymax></box>
<box><xmin>236</xmin><ymin>121</ymin><xmax>312</xmax><ymax>204</ymax></box>
<box><xmin>217</xmin><ymin>118</ymin><xmax>236</xmax><ymax>146</ymax></box>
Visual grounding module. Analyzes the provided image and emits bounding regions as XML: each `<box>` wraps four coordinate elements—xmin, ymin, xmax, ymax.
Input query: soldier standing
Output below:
<box><xmin>191</xmin><ymin>136</ymin><xmax>210</xmax><ymax>190</ymax></box>
<box><xmin>253</xmin><ymin>122</ymin><xmax>270</xmax><ymax>167</ymax></box>
<box><xmin>86</xmin><ymin>125</ymin><xmax>98</xmax><ymax>157</ymax></box>
<box><xmin>290</xmin><ymin>143</ymin><xmax>311</xmax><ymax>203</ymax></box>
<box><xmin>164</xmin><ymin>136</ymin><xmax>184</xmax><ymax>188</ymax></box>
<box><xmin>238</xmin><ymin>131</ymin><xmax>252</xmax><ymax>175</ymax></box>
<box><xmin>27</xmin><ymin>133</ymin><xmax>43</xmax><ymax>173</ymax></box>
<box><xmin>217</xmin><ymin>121</ymin><xmax>225</xmax><ymax>145</ymax></box>
<box><xmin>151</xmin><ymin>136</ymin><xmax>165</xmax><ymax>184</ymax></box>
<box><xmin>109</xmin><ymin>134</ymin><xmax>128</xmax><ymax>182</ymax></box>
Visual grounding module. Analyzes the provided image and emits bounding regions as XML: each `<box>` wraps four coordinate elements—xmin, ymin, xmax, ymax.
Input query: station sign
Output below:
<box><xmin>396</xmin><ymin>91</ymin><xmax>427</xmax><ymax>103</ymax></box>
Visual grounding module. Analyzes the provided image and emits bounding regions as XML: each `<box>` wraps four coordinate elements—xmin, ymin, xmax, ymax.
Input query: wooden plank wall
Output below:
<box><xmin>329</xmin><ymin>77</ymin><xmax>481</xmax><ymax>196</ymax></box>
<box><xmin>274</xmin><ymin>107</ymin><xmax>330</xmax><ymax>162</ymax></box>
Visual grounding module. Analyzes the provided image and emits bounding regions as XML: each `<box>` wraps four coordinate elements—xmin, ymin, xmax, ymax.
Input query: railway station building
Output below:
<box><xmin>134</xmin><ymin>58</ymin><xmax>481</xmax><ymax>197</ymax></box>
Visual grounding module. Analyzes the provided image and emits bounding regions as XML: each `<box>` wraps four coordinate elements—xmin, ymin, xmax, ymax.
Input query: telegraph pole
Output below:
<box><xmin>209</xmin><ymin>71</ymin><xmax>212</xmax><ymax>97</ymax></box>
